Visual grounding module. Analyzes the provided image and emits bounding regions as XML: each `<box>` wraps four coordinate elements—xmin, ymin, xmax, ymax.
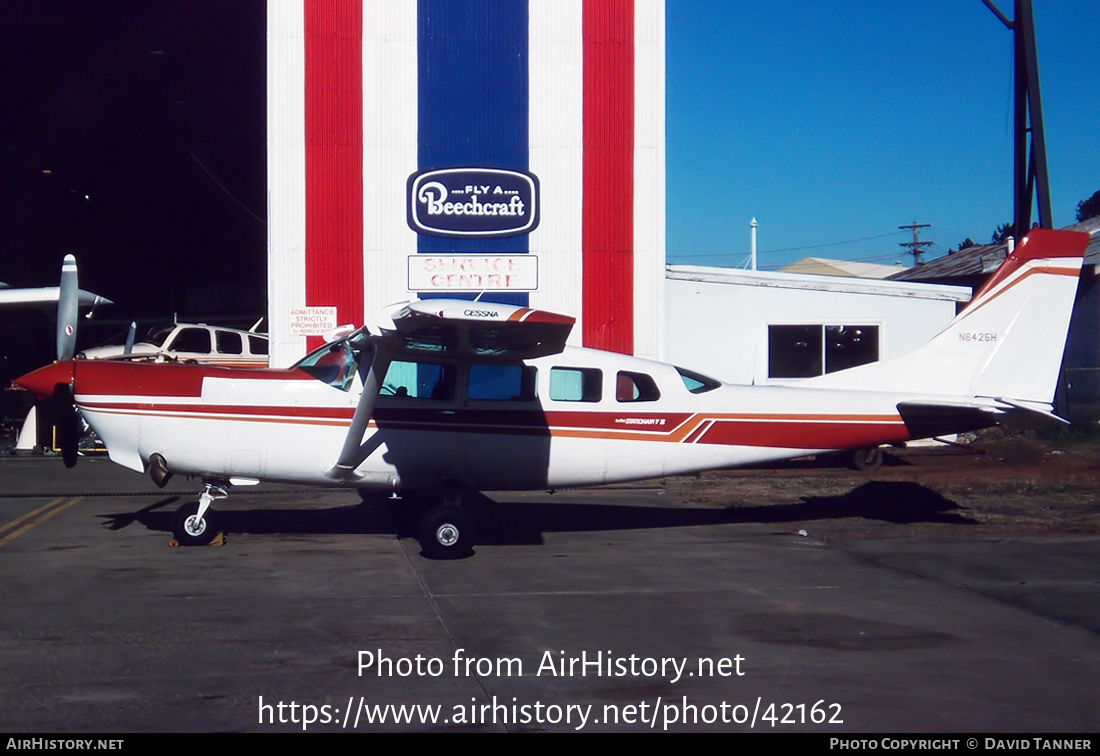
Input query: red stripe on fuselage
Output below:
<box><xmin>72</xmin><ymin>361</ymin><xmax>314</xmax><ymax>399</ymax></box>
<box><xmin>698</xmin><ymin>417</ymin><xmax>908</xmax><ymax>450</ymax></box>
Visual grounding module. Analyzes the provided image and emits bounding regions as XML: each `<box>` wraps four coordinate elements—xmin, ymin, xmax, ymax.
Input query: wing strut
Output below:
<box><xmin>328</xmin><ymin>342</ymin><xmax>392</xmax><ymax>479</ymax></box>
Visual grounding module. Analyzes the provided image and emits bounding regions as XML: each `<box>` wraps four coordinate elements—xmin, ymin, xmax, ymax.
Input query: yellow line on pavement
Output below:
<box><xmin>0</xmin><ymin>497</ymin><xmax>84</xmax><ymax>547</ymax></box>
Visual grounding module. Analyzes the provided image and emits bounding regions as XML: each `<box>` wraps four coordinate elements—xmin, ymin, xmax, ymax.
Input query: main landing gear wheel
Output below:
<box><xmin>417</xmin><ymin>505</ymin><xmax>476</xmax><ymax>560</ymax></box>
<box><xmin>848</xmin><ymin>446</ymin><xmax>884</xmax><ymax>472</ymax></box>
<box><xmin>172</xmin><ymin>501</ymin><xmax>218</xmax><ymax>547</ymax></box>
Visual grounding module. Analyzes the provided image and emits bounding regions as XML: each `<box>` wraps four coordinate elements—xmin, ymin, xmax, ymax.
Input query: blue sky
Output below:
<box><xmin>666</xmin><ymin>0</ymin><xmax>1100</xmax><ymax>270</ymax></box>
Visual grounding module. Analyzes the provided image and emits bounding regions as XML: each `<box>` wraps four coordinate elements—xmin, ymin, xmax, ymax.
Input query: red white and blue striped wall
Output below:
<box><xmin>267</xmin><ymin>0</ymin><xmax>664</xmax><ymax>366</ymax></box>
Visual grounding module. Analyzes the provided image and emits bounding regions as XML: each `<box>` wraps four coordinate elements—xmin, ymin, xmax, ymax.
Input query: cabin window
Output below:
<box><xmin>467</xmin><ymin>363</ymin><xmax>536</xmax><ymax>401</ymax></box>
<box><xmin>248</xmin><ymin>335</ymin><xmax>268</xmax><ymax>356</ymax></box>
<box><xmin>171</xmin><ymin>327</ymin><xmax>211</xmax><ymax>354</ymax></box>
<box><xmin>676</xmin><ymin>366</ymin><xmax>721</xmax><ymax>394</ymax></box>
<box><xmin>383</xmin><ymin>360</ymin><xmax>455</xmax><ymax>400</ymax></box>
<box><xmin>216</xmin><ymin>330</ymin><xmax>243</xmax><ymax>355</ymax></box>
<box><xmin>768</xmin><ymin>324</ymin><xmax>879</xmax><ymax>378</ymax></box>
<box><xmin>616</xmin><ymin>371</ymin><xmax>661</xmax><ymax>403</ymax></box>
<box><xmin>549</xmin><ymin>367</ymin><xmax>602</xmax><ymax>402</ymax></box>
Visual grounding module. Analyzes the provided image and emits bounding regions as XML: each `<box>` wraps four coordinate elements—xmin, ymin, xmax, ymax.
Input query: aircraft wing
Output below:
<box><xmin>0</xmin><ymin>286</ymin><xmax>112</xmax><ymax>309</ymax></box>
<box><xmin>329</xmin><ymin>299</ymin><xmax>575</xmax><ymax>479</ymax></box>
<box><xmin>375</xmin><ymin>299</ymin><xmax>575</xmax><ymax>360</ymax></box>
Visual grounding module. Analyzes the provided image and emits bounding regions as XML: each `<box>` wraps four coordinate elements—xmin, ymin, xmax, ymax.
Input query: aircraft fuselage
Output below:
<box><xmin>47</xmin><ymin>345</ymin><xmax>927</xmax><ymax>493</ymax></box>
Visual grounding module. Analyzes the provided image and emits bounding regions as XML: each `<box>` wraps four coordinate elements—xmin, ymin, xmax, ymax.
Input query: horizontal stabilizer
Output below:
<box><xmin>897</xmin><ymin>398</ymin><xmax>1068</xmax><ymax>440</ymax></box>
<box><xmin>896</xmin><ymin>401</ymin><xmax>1002</xmax><ymax>440</ymax></box>
<box><xmin>993</xmin><ymin>398</ymin><xmax>1071</xmax><ymax>430</ymax></box>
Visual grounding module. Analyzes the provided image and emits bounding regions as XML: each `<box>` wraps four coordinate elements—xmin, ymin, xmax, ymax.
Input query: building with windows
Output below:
<box><xmin>663</xmin><ymin>265</ymin><xmax>970</xmax><ymax>386</ymax></box>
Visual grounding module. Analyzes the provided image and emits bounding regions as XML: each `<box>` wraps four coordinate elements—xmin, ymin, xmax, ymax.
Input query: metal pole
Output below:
<box><xmin>750</xmin><ymin>218</ymin><xmax>758</xmax><ymax>271</ymax></box>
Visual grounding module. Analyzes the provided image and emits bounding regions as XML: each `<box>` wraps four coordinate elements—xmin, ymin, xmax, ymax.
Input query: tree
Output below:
<box><xmin>949</xmin><ymin>238</ymin><xmax>976</xmax><ymax>255</ymax></box>
<box><xmin>991</xmin><ymin>222</ymin><xmax>1014</xmax><ymax>244</ymax></box>
<box><xmin>1077</xmin><ymin>190</ymin><xmax>1100</xmax><ymax>222</ymax></box>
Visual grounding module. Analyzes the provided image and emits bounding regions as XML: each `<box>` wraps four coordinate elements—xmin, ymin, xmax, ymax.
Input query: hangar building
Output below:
<box><xmin>266</xmin><ymin>0</ymin><xmax>665</xmax><ymax>367</ymax></box>
<box><xmin>265</xmin><ymin>0</ymin><xmax>975</xmax><ymax>388</ymax></box>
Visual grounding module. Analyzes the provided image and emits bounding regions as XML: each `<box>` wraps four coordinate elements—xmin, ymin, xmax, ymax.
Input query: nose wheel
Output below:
<box><xmin>171</xmin><ymin>501</ymin><xmax>219</xmax><ymax>546</ymax></box>
<box><xmin>171</xmin><ymin>483</ymin><xmax>226</xmax><ymax>546</ymax></box>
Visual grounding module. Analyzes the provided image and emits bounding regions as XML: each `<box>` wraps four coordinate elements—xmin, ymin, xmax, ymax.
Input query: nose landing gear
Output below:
<box><xmin>171</xmin><ymin>482</ymin><xmax>227</xmax><ymax>546</ymax></box>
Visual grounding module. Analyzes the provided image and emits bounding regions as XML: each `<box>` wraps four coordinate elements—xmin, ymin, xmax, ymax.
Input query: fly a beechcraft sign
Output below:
<box><xmin>407</xmin><ymin>167</ymin><xmax>540</xmax><ymax>239</ymax></box>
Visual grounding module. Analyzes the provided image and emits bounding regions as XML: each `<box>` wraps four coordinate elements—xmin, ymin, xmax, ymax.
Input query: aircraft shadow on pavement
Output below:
<box><xmin>98</xmin><ymin>480</ymin><xmax>972</xmax><ymax>548</ymax></box>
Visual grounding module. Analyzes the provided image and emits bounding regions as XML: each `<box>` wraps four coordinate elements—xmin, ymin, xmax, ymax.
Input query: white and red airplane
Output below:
<box><xmin>14</xmin><ymin>228</ymin><xmax>1091</xmax><ymax>557</ymax></box>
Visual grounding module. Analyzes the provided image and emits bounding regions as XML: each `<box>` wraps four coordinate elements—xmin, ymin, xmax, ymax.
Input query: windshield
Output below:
<box><xmin>146</xmin><ymin>326</ymin><xmax>175</xmax><ymax>347</ymax></box>
<box><xmin>291</xmin><ymin>328</ymin><xmax>372</xmax><ymax>391</ymax></box>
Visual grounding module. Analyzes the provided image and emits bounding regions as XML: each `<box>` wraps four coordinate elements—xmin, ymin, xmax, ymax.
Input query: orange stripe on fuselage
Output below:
<box><xmin>79</xmin><ymin>398</ymin><xmax>907</xmax><ymax>450</ymax></box>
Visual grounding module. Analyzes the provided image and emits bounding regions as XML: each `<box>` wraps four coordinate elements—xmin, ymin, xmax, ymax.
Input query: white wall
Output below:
<box><xmin>664</xmin><ymin>266</ymin><xmax>971</xmax><ymax>385</ymax></box>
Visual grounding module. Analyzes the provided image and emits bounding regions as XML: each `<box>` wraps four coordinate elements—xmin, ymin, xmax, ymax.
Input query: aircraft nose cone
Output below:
<box><xmin>14</xmin><ymin>361</ymin><xmax>75</xmax><ymax>399</ymax></box>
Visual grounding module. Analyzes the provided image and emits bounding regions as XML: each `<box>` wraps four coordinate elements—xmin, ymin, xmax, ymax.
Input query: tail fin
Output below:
<box><xmin>806</xmin><ymin>228</ymin><xmax>1089</xmax><ymax>406</ymax></box>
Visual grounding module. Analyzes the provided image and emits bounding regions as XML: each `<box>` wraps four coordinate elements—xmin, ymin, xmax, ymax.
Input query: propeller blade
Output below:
<box><xmin>123</xmin><ymin>321</ymin><xmax>136</xmax><ymax>356</ymax></box>
<box><xmin>56</xmin><ymin>254</ymin><xmax>78</xmax><ymax>361</ymax></box>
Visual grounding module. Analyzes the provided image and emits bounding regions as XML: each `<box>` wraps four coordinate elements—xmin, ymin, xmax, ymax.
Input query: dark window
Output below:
<box><xmin>769</xmin><ymin>325</ymin><xmax>822</xmax><ymax>378</ymax></box>
<box><xmin>170</xmin><ymin>327</ymin><xmax>212</xmax><ymax>354</ymax></box>
<box><xmin>825</xmin><ymin>325</ymin><xmax>879</xmax><ymax>373</ymax></box>
<box><xmin>549</xmin><ymin>367</ymin><xmax>602</xmax><ymax>402</ymax></box>
<box><xmin>248</xmin><ymin>336</ymin><xmax>268</xmax><ymax>356</ymax></box>
<box><xmin>616</xmin><ymin>371</ymin><xmax>661</xmax><ymax>402</ymax></box>
<box><xmin>768</xmin><ymin>324</ymin><xmax>879</xmax><ymax>378</ymax></box>
<box><xmin>216</xmin><ymin>330</ymin><xmax>243</xmax><ymax>355</ymax></box>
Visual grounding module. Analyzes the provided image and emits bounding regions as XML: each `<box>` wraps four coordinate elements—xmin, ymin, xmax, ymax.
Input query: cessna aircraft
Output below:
<box><xmin>14</xmin><ymin>228</ymin><xmax>1091</xmax><ymax>557</ymax></box>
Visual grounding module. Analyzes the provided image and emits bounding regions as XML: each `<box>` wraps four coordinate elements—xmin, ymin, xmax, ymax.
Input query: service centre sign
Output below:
<box><xmin>408</xmin><ymin>255</ymin><xmax>539</xmax><ymax>292</ymax></box>
<box><xmin>407</xmin><ymin>167</ymin><xmax>539</xmax><ymax>238</ymax></box>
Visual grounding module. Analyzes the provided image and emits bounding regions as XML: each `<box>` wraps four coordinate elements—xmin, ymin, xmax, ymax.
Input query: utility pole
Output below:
<box><xmin>899</xmin><ymin>221</ymin><xmax>933</xmax><ymax>265</ymax></box>
<box><xmin>981</xmin><ymin>0</ymin><xmax>1052</xmax><ymax>234</ymax></box>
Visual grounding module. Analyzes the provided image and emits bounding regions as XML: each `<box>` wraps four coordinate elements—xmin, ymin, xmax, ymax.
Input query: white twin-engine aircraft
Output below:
<box><xmin>15</xmin><ymin>228</ymin><xmax>1091</xmax><ymax>557</ymax></box>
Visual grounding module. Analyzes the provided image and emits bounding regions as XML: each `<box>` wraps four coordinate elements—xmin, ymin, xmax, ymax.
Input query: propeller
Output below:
<box><xmin>52</xmin><ymin>254</ymin><xmax>82</xmax><ymax>467</ymax></box>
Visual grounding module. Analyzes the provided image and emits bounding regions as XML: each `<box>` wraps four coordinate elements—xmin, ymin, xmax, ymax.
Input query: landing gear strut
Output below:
<box><xmin>847</xmin><ymin>447</ymin><xmax>884</xmax><ymax>472</ymax></box>
<box><xmin>171</xmin><ymin>482</ymin><xmax>226</xmax><ymax>546</ymax></box>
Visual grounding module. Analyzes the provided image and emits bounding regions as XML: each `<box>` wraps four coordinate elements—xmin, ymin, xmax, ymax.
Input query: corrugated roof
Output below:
<box><xmin>780</xmin><ymin>257</ymin><xmax>903</xmax><ymax>279</ymax></box>
<box><xmin>666</xmin><ymin>264</ymin><xmax>971</xmax><ymax>301</ymax></box>
<box><xmin>889</xmin><ymin>217</ymin><xmax>1100</xmax><ymax>283</ymax></box>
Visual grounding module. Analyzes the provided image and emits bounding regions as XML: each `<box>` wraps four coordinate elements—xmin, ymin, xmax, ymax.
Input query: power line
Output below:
<box><xmin>667</xmin><ymin>229</ymin><xmax>907</xmax><ymax>260</ymax></box>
